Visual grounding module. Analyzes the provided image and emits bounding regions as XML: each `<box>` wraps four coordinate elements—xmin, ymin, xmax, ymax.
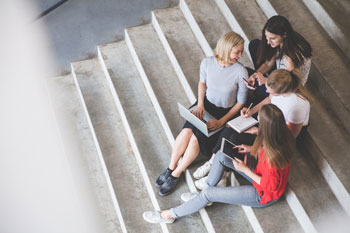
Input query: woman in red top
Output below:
<box><xmin>143</xmin><ymin>104</ymin><xmax>295</xmax><ymax>223</ymax></box>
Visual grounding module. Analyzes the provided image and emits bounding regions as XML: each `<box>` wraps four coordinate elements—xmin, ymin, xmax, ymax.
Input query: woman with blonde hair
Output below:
<box><xmin>193</xmin><ymin>69</ymin><xmax>310</xmax><ymax>188</ymax></box>
<box><xmin>143</xmin><ymin>104</ymin><xmax>294</xmax><ymax>224</ymax></box>
<box><xmin>155</xmin><ymin>32</ymin><xmax>248</xmax><ymax>196</ymax></box>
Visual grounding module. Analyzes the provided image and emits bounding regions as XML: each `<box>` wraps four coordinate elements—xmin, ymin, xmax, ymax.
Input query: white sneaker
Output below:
<box><xmin>195</xmin><ymin>177</ymin><xmax>209</xmax><ymax>190</ymax></box>
<box><xmin>193</xmin><ymin>161</ymin><xmax>212</xmax><ymax>179</ymax></box>
<box><xmin>181</xmin><ymin>192</ymin><xmax>213</xmax><ymax>206</ymax></box>
<box><xmin>181</xmin><ymin>191</ymin><xmax>199</xmax><ymax>202</ymax></box>
<box><xmin>195</xmin><ymin>176</ymin><xmax>227</xmax><ymax>190</ymax></box>
<box><xmin>217</xmin><ymin>177</ymin><xmax>227</xmax><ymax>188</ymax></box>
<box><xmin>143</xmin><ymin>211</ymin><xmax>175</xmax><ymax>224</ymax></box>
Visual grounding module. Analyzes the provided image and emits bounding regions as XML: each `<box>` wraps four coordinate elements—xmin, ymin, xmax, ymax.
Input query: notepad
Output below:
<box><xmin>226</xmin><ymin>116</ymin><xmax>258</xmax><ymax>133</ymax></box>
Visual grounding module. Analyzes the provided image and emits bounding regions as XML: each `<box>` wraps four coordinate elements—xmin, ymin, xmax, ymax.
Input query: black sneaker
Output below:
<box><xmin>159</xmin><ymin>175</ymin><xmax>179</xmax><ymax>196</ymax></box>
<box><xmin>155</xmin><ymin>168</ymin><xmax>173</xmax><ymax>187</ymax></box>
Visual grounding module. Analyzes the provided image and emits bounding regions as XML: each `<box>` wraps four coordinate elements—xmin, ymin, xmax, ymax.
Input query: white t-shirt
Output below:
<box><xmin>271</xmin><ymin>93</ymin><xmax>310</xmax><ymax>126</ymax></box>
<box><xmin>200</xmin><ymin>56</ymin><xmax>248</xmax><ymax>108</ymax></box>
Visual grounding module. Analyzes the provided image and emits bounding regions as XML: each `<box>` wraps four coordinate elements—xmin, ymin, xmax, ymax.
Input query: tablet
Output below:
<box><xmin>220</xmin><ymin>138</ymin><xmax>245</xmax><ymax>161</ymax></box>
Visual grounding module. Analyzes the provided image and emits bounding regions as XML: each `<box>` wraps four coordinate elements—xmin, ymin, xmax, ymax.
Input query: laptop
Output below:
<box><xmin>177</xmin><ymin>103</ymin><xmax>223</xmax><ymax>137</ymax></box>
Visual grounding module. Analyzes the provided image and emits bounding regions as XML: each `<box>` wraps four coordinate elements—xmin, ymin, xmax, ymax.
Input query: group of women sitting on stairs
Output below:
<box><xmin>143</xmin><ymin>15</ymin><xmax>313</xmax><ymax>224</ymax></box>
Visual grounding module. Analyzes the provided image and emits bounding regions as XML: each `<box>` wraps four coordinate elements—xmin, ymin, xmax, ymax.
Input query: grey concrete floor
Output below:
<box><xmin>33</xmin><ymin>0</ymin><xmax>178</xmax><ymax>76</ymax></box>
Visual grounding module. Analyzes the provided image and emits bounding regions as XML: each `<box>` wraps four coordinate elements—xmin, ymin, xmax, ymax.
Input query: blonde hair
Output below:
<box><xmin>214</xmin><ymin>32</ymin><xmax>244</xmax><ymax>65</ymax></box>
<box><xmin>251</xmin><ymin>104</ymin><xmax>295</xmax><ymax>169</ymax></box>
<box><xmin>266</xmin><ymin>69</ymin><xmax>312</xmax><ymax>103</ymax></box>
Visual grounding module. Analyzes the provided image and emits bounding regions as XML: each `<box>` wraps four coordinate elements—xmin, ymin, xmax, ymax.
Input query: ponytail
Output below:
<box><xmin>267</xmin><ymin>69</ymin><xmax>312</xmax><ymax>104</ymax></box>
<box><xmin>289</xmin><ymin>71</ymin><xmax>299</xmax><ymax>90</ymax></box>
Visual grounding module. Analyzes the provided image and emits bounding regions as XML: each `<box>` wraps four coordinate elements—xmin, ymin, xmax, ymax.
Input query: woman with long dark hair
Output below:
<box><xmin>248</xmin><ymin>15</ymin><xmax>312</xmax><ymax>102</ymax></box>
<box><xmin>143</xmin><ymin>104</ymin><xmax>294</xmax><ymax>224</ymax></box>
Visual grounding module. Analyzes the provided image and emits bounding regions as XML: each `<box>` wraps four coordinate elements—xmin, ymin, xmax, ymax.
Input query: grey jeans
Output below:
<box><xmin>170</xmin><ymin>151</ymin><xmax>279</xmax><ymax>218</ymax></box>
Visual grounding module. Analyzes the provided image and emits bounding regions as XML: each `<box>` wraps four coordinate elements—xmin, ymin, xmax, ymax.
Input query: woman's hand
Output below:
<box><xmin>240</xmin><ymin>107</ymin><xmax>253</xmax><ymax>118</ymax></box>
<box><xmin>232</xmin><ymin>157</ymin><xmax>249</xmax><ymax>173</ymax></box>
<box><xmin>244</xmin><ymin>126</ymin><xmax>259</xmax><ymax>135</ymax></box>
<box><xmin>207</xmin><ymin>119</ymin><xmax>223</xmax><ymax>130</ymax></box>
<box><xmin>192</xmin><ymin>104</ymin><xmax>205</xmax><ymax>119</ymax></box>
<box><xmin>255</xmin><ymin>72</ymin><xmax>267</xmax><ymax>86</ymax></box>
<box><xmin>247</xmin><ymin>74</ymin><xmax>257</xmax><ymax>90</ymax></box>
<box><xmin>234</xmin><ymin>144</ymin><xmax>251</xmax><ymax>154</ymax></box>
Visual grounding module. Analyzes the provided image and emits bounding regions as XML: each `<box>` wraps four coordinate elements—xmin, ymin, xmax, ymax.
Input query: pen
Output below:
<box><xmin>245</xmin><ymin>103</ymin><xmax>253</xmax><ymax>117</ymax></box>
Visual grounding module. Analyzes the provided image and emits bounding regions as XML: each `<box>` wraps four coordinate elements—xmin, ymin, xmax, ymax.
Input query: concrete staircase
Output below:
<box><xmin>47</xmin><ymin>0</ymin><xmax>350</xmax><ymax>232</ymax></box>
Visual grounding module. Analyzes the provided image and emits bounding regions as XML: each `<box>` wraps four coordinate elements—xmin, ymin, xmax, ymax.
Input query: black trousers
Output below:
<box><xmin>246</xmin><ymin>39</ymin><xmax>277</xmax><ymax>105</ymax></box>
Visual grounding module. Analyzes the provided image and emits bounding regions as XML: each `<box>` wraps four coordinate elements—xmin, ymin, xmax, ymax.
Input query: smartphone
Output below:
<box><xmin>220</xmin><ymin>138</ymin><xmax>245</xmax><ymax>161</ymax></box>
<box><xmin>243</xmin><ymin>78</ymin><xmax>255</xmax><ymax>88</ymax></box>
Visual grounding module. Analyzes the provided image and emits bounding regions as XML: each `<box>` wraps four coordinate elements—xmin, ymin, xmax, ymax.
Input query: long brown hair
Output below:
<box><xmin>251</xmin><ymin>104</ymin><xmax>295</xmax><ymax>169</ymax></box>
<box><xmin>266</xmin><ymin>69</ymin><xmax>312</xmax><ymax>104</ymax></box>
<box><xmin>257</xmin><ymin>15</ymin><xmax>312</xmax><ymax>67</ymax></box>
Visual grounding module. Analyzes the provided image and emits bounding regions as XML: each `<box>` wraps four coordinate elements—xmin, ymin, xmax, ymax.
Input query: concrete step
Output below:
<box><xmin>317</xmin><ymin>0</ymin><xmax>350</xmax><ymax>38</ymax></box>
<box><xmin>267</xmin><ymin>0</ymin><xmax>350</xmax><ymax>134</ymax></box>
<box><xmin>152</xmin><ymin>6</ymin><xmax>205</xmax><ymax>99</ymax></box>
<box><xmin>223</xmin><ymin>0</ymin><xmax>266</xmax><ymax>40</ymax></box>
<box><xmin>180</xmin><ymin>0</ymin><xmax>253</xmax><ymax>67</ymax></box>
<box><xmin>125</xmin><ymin>24</ymin><xmax>190</xmax><ymax>137</ymax></box>
<box><xmin>304</xmin><ymin>89</ymin><xmax>350</xmax><ymax>217</ymax></box>
<box><xmin>71</xmin><ymin>58</ymin><xmax>162</xmax><ymax>233</ymax></box>
<box><xmin>289</xmin><ymin>149</ymin><xmax>349</xmax><ymax>232</ymax></box>
<box><xmin>307</xmin><ymin>0</ymin><xmax>350</xmax><ymax>59</ymax></box>
<box><xmin>47</xmin><ymin>74</ymin><xmax>125</xmax><ymax>233</ymax></box>
<box><xmin>317</xmin><ymin>0</ymin><xmax>350</xmax><ymax>39</ymax></box>
<box><xmin>252</xmin><ymin>193</ymin><xmax>304</xmax><ymax>233</ymax></box>
<box><xmin>98</xmin><ymin>40</ymin><xmax>208</xmax><ymax>232</ymax></box>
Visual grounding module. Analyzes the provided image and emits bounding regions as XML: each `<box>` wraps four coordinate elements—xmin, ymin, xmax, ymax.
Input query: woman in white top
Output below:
<box><xmin>247</xmin><ymin>15</ymin><xmax>312</xmax><ymax>103</ymax></box>
<box><xmin>243</xmin><ymin>69</ymin><xmax>311</xmax><ymax>137</ymax></box>
<box><xmin>155</xmin><ymin>32</ymin><xmax>248</xmax><ymax>196</ymax></box>
<box><xmin>193</xmin><ymin>69</ymin><xmax>311</xmax><ymax>187</ymax></box>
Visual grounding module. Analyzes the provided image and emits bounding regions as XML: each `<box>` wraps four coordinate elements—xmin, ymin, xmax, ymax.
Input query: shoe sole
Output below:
<box><xmin>193</xmin><ymin>172</ymin><xmax>210</xmax><ymax>180</ymax></box>
<box><xmin>193</xmin><ymin>175</ymin><xmax>204</xmax><ymax>180</ymax></box>
<box><xmin>195</xmin><ymin>182</ymin><xmax>226</xmax><ymax>190</ymax></box>
<box><xmin>142</xmin><ymin>212</ymin><xmax>175</xmax><ymax>224</ymax></box>
<box><xmin>194</xmin><ymin>182</ymin><xmax>206</xmax><ymax>191</ymax></box>
<box><xmin>159</xmin><ymin>188</ymin><xmax>176</xmax><ymax>197</ymax></box>
<box><xmin>181</xmin><ymin>194</ymin><xmax>213</xmax><ymax>207</ymax></box>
